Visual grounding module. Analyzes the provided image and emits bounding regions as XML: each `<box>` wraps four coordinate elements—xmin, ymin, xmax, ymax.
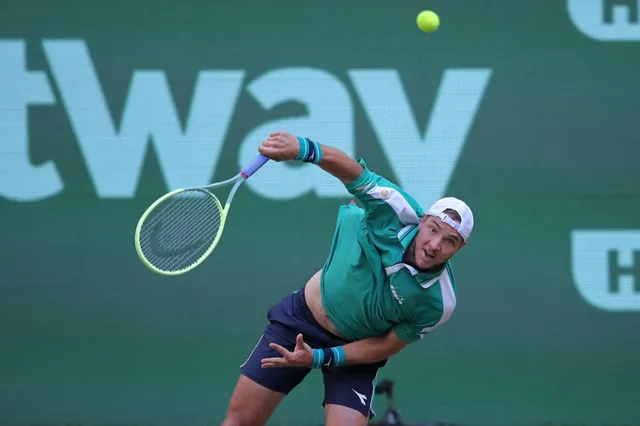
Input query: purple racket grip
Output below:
<box><xmin>241</xmin><ymin>153</ymin><xmax>270</xmax><ymax>179</ymax></box>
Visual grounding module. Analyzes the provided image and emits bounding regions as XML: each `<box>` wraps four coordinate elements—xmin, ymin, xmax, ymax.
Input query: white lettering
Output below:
<box><xmin>571</xmin><ymin>230</ymin><xmax>640</xmax><ymax>311</ymax></box>
<box><xmin>349</xmin><ymin>69</ymin><xmax>492</xmax><ymax>208</ymax></box>
<box><xmin>43</xmin><ymin>39</ymin><xmax>244</xmax><ymax>197</ymax></box>
<box><xmin>0</xmin><ymin>40</ymin><xmax>62</xmax><ymax>201</ymax></box>
<box><xmin>568</xmin><ymin>0</ymin><xmax>640</xmax><ymax>41</ymax></box>
<box><xmin>239</xmin><ymin>67</ymin><xmax>354</xmax><ymax>200</ymax></box>
<box><xmin>0</xmin><ymin>39</ymin><xmax>490</xmax><ymax>204</ymax></box>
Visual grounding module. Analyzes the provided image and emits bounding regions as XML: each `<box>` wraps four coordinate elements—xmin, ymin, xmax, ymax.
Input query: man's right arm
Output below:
<box><xmin>258</xmin><ymin>132</ymin><xmax>423</xmax><ymax>229</ymax></box>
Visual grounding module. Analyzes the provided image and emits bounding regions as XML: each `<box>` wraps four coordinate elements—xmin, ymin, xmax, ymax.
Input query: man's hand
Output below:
<box><xmin>261</xmin><ymin>334</ymin><xmax>314</xmax><ymax>368</ymax></box>
<box><xmin>258</xmin><ymin>131</ymin><xmax>300</xmax><ymax>162</ymax></box>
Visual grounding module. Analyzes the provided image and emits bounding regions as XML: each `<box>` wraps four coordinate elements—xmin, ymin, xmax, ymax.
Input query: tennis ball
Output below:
<box><xmin>416</xmin><ymin>10</ymin><xmax>440</xmax><ymax>33</ymax></box>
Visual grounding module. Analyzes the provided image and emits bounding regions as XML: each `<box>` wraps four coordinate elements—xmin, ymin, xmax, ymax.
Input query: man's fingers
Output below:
<box><xmin>258</xmin><ymin>143</ymin><xmax>287</xmax><ymax>162</ymax></box>
<box><xmin>295</xmin><ymin>334</ymin><xmax>305</xmax><ymax>350</ymax></box>
<box><xmin>269</xmin><ymin>342</ymin><xmax>291</xmax><ymax>357</ymax></box>
<box><xmin>259</xmin><ymin>140</ymin><xmax>276</xmax><ymax>150</ymax></box>
<box><xmin>258</xmin><ymin>145</ymin><xmax>277</xmax><ymax>158</ymax></box>
<box><xmin>260</xmin><ymin>357</ymin><xmax>287</xmax><ymax>368</ymax></box>
<box><xmin>263</xmin><ymin>137</ymin><xmax>281</xmax><ymax>146</ymax></box>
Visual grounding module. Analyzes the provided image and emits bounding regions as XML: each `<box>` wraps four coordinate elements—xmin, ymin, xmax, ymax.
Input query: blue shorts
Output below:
<box><xmin>240</xmin><ymin>287</ymin><xmax>387</xmax><ymax>418</ymax></box>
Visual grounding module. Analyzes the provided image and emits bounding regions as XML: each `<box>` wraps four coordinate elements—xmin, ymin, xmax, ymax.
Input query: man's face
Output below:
<box><xmin>410</xmin><ymin>214</ymin><xmax>466</xmax><ymax>271</ymax></box>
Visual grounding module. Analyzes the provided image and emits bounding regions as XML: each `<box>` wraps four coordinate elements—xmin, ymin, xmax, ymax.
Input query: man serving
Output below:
<box><xmin>222</xmin><ymin>131</ymin><xmax>474</xmax><ymax>426</ymax></box>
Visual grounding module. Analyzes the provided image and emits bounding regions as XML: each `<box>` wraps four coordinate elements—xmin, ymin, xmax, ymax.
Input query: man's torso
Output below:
<box><xmin>318</xmin><ymin>203</ymin><xmax>456</xmax><ymax>342</ymax></box>
<box><xmin>307</xmin><ymin>158</ymin><xmax>458</xmax><ymax>344</ymax></box>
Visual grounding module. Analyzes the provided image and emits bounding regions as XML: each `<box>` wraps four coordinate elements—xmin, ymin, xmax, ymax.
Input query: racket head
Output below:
<box><xmin>134</xmin><ymin>188</ymin><xmax>227</xmax><ymax>276</ymax></box>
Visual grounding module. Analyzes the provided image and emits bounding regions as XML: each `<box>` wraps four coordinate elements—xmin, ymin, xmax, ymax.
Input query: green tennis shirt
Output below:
<box><xmin>320</xmin><ymin>159</ymin><xmax>457</xmax><ymax>343</ymax></box>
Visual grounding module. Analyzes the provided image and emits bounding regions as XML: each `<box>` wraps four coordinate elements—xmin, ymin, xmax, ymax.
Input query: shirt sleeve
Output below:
<box><xmin>343</xmin><ymin>158</ymin><xmax>424</xmax><ymax>237</ymax></box>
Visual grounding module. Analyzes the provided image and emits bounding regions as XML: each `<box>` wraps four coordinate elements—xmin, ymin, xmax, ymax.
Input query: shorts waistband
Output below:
<box><xmin>296</xmin><ymin>287</ymin><xmax>314</xmax><ymax>319</ymax></box>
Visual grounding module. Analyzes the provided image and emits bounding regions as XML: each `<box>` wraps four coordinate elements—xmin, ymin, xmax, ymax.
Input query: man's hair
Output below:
<box><xmin>442</xmin><ymin>208</ymin><xmax>462</xmax><ymax>224</ymax></box>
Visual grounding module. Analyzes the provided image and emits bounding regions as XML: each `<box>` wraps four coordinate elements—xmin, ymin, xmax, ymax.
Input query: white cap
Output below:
<box><xmin>426</xmin><ymin>197</ymin><xmax>474</xmax><ymax>241</ymax></box>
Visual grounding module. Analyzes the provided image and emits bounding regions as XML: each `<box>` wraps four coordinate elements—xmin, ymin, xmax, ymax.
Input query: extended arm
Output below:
<box><xmin>257</xmin><ymin>131</ymin><xmax>422</xmax><ymax>220</ymax></box>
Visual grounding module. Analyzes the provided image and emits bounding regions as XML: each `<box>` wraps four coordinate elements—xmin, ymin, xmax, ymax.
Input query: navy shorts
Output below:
<box><xmin>240</xmin><ymin>287</ymin><xmax>387</xmax><ymax>418</ymax></box>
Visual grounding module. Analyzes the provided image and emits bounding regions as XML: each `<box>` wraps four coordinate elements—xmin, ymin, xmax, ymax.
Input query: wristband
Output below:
<box><xmin>311</xmin><ymin>346</ymin><xmax>346</xmax><ymax>369</ymax></box>
<box><xmin>295</xmin><ymin>136</ymin><xmax>323</xmax><ymax>164</ymax></box>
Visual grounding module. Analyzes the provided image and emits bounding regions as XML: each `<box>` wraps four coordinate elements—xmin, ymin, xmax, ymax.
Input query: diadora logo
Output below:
<box><xmin>571</xmin><ymin>230</ymin><xmax>640</xmax><ymax>311</ymax></box>
<box><xmin>0</xmin><ymin>39</ymin><xmax>492</xmax><ymax>209</ymax></box>
<box><xmin>568</xmin><ymin>0</ymin><xmax>640</xmax><ymax>41</ymax></box>
<box><xmin>390</xmin><ymin>284</ymin><xmax>404</xmax><ymax>305</ymax></box>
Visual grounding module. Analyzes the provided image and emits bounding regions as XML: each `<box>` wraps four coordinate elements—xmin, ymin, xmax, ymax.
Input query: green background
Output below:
<box><xmin>1</xmin><ymin>0</ymin><xmax>639</xmax><ymax>425</ymax></box>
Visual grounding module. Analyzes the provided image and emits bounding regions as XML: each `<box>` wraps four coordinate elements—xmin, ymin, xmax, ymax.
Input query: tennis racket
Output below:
<box><xmin>134</xmin><ymin>153</ymin><xmax>270</xmax><ymax>276</ymax></box>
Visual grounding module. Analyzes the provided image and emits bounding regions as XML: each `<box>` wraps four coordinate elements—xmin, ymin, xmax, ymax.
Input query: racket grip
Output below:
<box><xmin>241</xmin><ymin>153</ymin><xmax>270</xmax><ymax>179</ymax></box>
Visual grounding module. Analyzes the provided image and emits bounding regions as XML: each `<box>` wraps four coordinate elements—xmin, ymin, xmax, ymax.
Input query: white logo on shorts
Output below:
<box><xmin>352</xmin><ymin>389</ymin><xmax>368</xmax><ymax>406</ymax></box>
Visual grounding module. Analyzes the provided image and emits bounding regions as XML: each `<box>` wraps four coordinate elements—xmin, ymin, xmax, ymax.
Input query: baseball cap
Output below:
<box><xmin>426</xmin><ymin>197</ymin><xmax>474</xmax><ymax>241</ymax></box>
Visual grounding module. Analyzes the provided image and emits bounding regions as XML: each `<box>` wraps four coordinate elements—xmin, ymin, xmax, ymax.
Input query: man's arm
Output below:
<box><xmin>261</xmin><ymin>329</ymin><xmax>410</xmax><ymax>369</ymax></box>
<box><xmin>261</xmin><ymin>303</ymin><xmax>444</xmax><ymax>369</ymax></box>
<box><xmin>337</xmin><ymin>329</ymin><xmax>409</xmax><ymax>365</ymax></box>
<box><xmin>257</xmin><ymin>131</ymin><xmax>422</xmax><ymax>220</ymax></box>
<box><xmin>315</xmin><ymin>144</ymin><xmax>365</xmax><ymax>185</ymax></box>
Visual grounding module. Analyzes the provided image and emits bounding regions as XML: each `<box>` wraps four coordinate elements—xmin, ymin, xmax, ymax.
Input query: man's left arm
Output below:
<box><xmin>334</xmin><ymin>315</ymin><xmax>441</xmax><ymax>365</ymax></box>
<box><xmin>336</xmin><ymin>329</ymin><xmax>409</xmax><ymax>365</ymax></box>
<box><xmin>260</xmin><ymin>307</ymin><xmax>445</xmax><ymax>368</ymax></box>
<box><xmin>261</xmin><ymin>328</ymin><xmax>416</xmax><ymax>369</ymax></box>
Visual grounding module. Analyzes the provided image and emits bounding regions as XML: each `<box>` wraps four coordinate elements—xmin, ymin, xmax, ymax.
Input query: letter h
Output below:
<box><xmin>608</xmin><ymin>249</ymin><xmax>640</xmax><ymax>293</ymax></box>
<box><xmin>603</xmin><ymin>0</ymin><xmax>639</xmax><ymax>24</ymax></box>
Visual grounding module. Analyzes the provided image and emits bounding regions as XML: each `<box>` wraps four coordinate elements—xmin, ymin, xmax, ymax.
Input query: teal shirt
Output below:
<box><xmin>320</xmin><ymin>159</ymin><xmax>457</xmax><ymax>343</ymax></box>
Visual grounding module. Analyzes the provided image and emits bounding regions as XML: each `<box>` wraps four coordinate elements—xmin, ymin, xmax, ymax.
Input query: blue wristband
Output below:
<box><xmin>295</xmin><ymin>136</ymin><xmax>308</xmax><ymax>161</ymax></box>
<box><xmin>311</xmin><ymin>346</ymin><xmax>346</xmax><ymax>369</ymax></box>
<box><xmin>309</xmin><ymin>140</ymin><xmax>322</xmax><ymax>164</ymax></box>
<box><xmin>295</xmin><ymin>136</ymin><xmax>323</xmax><ymax>164</ymax></box>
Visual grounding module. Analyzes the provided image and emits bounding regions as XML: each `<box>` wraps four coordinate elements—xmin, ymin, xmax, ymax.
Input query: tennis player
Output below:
<box><xmin>221</xmin><ymin>131</ymin><xmax>474</xmax><ymax>426</ymax></box>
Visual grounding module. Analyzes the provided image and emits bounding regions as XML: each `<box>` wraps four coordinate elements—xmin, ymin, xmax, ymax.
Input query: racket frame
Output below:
<box><xmin>134</xmin><ymin>153</ymin><xmax>268</xmax><ymax>276</ymax></box>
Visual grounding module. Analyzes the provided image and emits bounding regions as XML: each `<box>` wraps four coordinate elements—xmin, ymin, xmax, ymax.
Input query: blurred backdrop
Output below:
<box><xmin>1</xmin><ymin>0</ymin><xmax>640</xmax><ymax>425</ymax></box>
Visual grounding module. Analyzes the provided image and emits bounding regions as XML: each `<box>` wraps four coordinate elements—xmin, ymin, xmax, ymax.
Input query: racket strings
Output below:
<box><xmin>142</xmin><ymin>194</ymin><xmax>220</xmax><ymax>253</ymax></box>
<box><xmin>141</xmin><ymin>197</ymin><xmax>221</xmax><ymax>270</ymax></box>
<box><xmin>145</xmin><ymin>199</ymin><xmax>219</xmax><ymax>250</ymax></box>
<box><xmin>138</xmin><ymin>189</ymin><xmax>223</xmax><ymax>272</ymax></box>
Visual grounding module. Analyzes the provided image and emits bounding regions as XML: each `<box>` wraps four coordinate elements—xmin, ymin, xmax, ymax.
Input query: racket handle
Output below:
<box><xmin>241</xmin><ymin>153</ymin><xmax>270</xmax><ymax>179</ymax></box>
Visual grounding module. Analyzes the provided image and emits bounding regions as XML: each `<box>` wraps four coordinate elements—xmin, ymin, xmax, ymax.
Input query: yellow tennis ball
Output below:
<box><xmin>416</xmin><ymin>10</ymin><xmax>440</xmax><ymax>33</ymax></box>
